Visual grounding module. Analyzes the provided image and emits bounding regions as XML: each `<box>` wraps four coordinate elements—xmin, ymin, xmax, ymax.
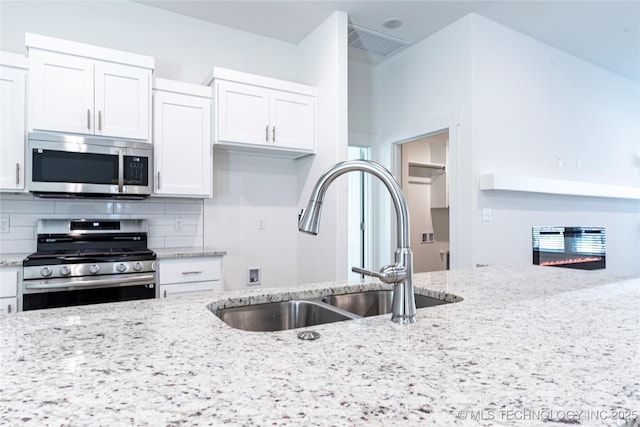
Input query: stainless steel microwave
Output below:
<box><xmin>27</xmin><ymin>132</ymin><xmax>152</xmax><ymax>199</ymax></box>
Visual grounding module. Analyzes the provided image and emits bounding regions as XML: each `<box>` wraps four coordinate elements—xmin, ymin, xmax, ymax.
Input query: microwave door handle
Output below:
<box><xmin>118</xmin><ymin>148</ymin><xmax>124</xmax><ymax>193</ymax></box>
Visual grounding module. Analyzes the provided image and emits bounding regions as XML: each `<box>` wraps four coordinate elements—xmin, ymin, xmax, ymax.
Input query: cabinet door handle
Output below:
<box><xmin>7</xmin><ymin>304</ymin><xmax>12</xmax><ymax>314</ymax></box>
<box><xmin>98</xmin><ymin>111</ymin><xmax>102</xmax><ymax>131</ymax></box>
<box><xmin>272</xmin><ymin>126</ymin><xmax>276</xmax><ymax>143</ymax></box>
<box><xmin>181</xmin><ymin>271</ymin><xmax>203</xmax><ymax>275</ymax></box>
<box><xmin>87</xmin><ymin>109</ymin><xmax>91</xmax><ymax>130</ymax></box>
<box><xmin>163</xmin><ymin>290</ymin><xmax>167</xmax><ymax>298</ymax></box>
<box><xmin>157</xmin><ymin>172</ymin><xmax>161</xmax><ymax>190</ymax></box>
<box><xmin>265</xmin><ymin>125</ymin><xmax>269</xmax><ymax>142</ymax></box>
<box><xmin>16</xmin><ymin>163</ymin><xmax>20</xmax><ymax>185</ymax></box>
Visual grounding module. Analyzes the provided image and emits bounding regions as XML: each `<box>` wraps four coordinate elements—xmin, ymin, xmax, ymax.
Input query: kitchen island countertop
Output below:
<box><xmin>0</xmin><ymin>265</ymin><xmax>638</xmax><ymax>425</ymax></box>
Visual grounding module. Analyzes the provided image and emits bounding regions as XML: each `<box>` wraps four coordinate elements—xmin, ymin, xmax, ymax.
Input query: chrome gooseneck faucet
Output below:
<box><xmin>298</xmin><ymin>160</ymin><xmax>417</xmax><ymax>324</ymax></box>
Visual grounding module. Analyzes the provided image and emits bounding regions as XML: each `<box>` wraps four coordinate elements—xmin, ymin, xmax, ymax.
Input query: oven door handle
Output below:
<box><xmin>24</xmin><ymin>274</ymin><xmax>156</xmax><ymax>290</ymax></box>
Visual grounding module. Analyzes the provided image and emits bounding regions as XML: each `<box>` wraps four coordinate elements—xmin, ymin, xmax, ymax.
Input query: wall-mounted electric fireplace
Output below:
<box><xmin>532</xmin><ymin>226</ymin><xmax>606</xmax><ymax>270</ymax></box>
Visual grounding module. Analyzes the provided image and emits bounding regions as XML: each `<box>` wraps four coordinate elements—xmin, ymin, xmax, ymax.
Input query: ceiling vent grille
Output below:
<box><xmin>348</xmin><ymin>24</ymin><xmax>408</xmax><ymax>57</ymax></box>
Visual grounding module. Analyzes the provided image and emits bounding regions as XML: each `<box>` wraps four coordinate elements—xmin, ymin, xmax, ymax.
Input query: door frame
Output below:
<box><xmin>382</xmin><ymin>112</ymin><xmax>464</xmax><ymax>270</ymax></box>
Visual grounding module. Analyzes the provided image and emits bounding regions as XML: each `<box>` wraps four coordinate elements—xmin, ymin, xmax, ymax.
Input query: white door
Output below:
<box><xmin>216</xmin><ymin>80</ymin><xmax>269</xmax><ymax>146</ymax></box>
<box><xmin>29</xmin><ymin>50</ymin><xmax>94</xmax><ymax>134</ymax></box>
<box><xmin>95</xmin><ymin>62</ymin><xmax>150</xmax><ymax>140</ymax></box>
<box><xmin>154</xmin><ymin>91</ymin><xmax>211</xmax><ymax>197</ymax></box>
<box><xmin>270</xmin><ymin>90</ymin><xmax>315</xmax><ymax>151</ymax></box>
<box><xmin>0</xmin><ymin>66</ymin><xmax>26</xmax><ymax>190</ymax></box>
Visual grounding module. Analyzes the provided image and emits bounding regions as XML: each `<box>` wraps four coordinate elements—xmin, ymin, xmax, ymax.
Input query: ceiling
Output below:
<box><xmin>136</xmin><ymin>1</ymin><xmax>640</xmax><ymax>82</ymax></box>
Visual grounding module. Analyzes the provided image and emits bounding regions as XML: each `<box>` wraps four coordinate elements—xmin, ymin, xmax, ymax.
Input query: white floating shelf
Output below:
<box><xmin>479</xmin><ymin>174</ymin><xmax>640</xmax><ymax>200</ymax></box>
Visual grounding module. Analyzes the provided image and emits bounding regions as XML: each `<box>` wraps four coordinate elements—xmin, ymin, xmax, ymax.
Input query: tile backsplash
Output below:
<box><xmin>0</xmin><ymin>193</ymin><xmax>204</xmax><ymax>254</ymax></box>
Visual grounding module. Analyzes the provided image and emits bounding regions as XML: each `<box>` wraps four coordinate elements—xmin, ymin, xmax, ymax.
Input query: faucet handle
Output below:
<box><xmin>352</xmin><ymin>265</ymin><xmax>406</xmax><ymax>284</ymax></box>
<box><xmin>352</xmin><ymin>266</ymin><xmax>384</xmax><ymax>280</ymax></box>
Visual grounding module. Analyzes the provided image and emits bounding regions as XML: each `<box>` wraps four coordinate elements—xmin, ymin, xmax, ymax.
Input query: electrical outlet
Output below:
<box><xmin>258</xmin><ymin>217</ymin><xmax>265</xmax><ymax>230</ymax></box>
<box><xmin>0</xmin><ymin>218</ymin><xmax>9</xmax><ymax>233</ymax></box>
<box><xmin>174</xmin><ymin>218</ymin><xmax>183</xmax><ymax>232</ymax></box>
<box><xmin>482</xmin><ymin>208</ymin><xmax>492</xmax><ymax>221</ymax></box>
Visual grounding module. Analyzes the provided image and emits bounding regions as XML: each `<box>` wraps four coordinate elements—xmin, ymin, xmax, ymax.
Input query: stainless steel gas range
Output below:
<box><xmin>22</xmin><ymin>219</ymin><xmax>157</xmax><ymax>311</ymax></box>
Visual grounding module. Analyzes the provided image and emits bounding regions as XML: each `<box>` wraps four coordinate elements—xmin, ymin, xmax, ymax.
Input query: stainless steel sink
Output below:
<box><xmin>213</xmin><ymin>290</ymin><xmax>455</xmax><ymax>332</ymax></box>
<box><xmin>213</xmin><ymin>300</ymin><xmax>359</xmax><ymax>332</ymax></box>
<box><xmin>321</xmin><ymin>290</ymin><xmax>449</xmax><ymax>317</ymax></box>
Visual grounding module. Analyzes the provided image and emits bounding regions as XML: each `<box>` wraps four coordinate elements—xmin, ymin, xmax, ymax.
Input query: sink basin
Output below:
<box><xmin>213</xmin><ymin>300</ymin><xmax>359</xmax><ymax>332</ymax></box>
<box><xmin>213</xmin><ymin>290</ymin><xmax>455</xmax><ymax>331</ymax></box>
<box><xmin>321</xmin><ymin>290</ymin><xmax>448</xmax><ymax>317</ymax></box>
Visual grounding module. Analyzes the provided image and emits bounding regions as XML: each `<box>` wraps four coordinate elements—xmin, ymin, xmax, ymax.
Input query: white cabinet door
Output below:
<box><xmin>29</xmin><ymin>50</ymin><xmax>94</xmax><ymax>135</ymax></box>
<box><xmin>0</xmin><ymin>269</ymin><xmax>19</xmax><ymax>313</ymax></box>
<box><xmin>154</xmin><ymin>91</ymin><xmax>211</xmax><ymax>197</ymax></box>
<box><xmin>158</xmin><ymin>257</ymin><xmax>223</xmax><ymax>299</ymax></box>
<box><xmin>0</xmin><ymin>65</ymin><xmax>26</xmax><ymax>191</ymax></box>
<box><xmin>270</xmin><ymin>90</ymin><xmax>315</xmax><ymax>151</ymax></box>
<box><xmin>160</xmin><ymin>281</ymin><xmax>222</xmax><ymax>299</ymax></box>
<box><xmin>95</xmin><ymin>62</ymin><xmax>150</xmax><ymax>140</ymax></box>
<box><xmin>216</xmin><ymin>80</ymin><xmax>269</xmax><ymax>146</ymax></box>
<box><xmin>0</xmin><ymin>270</ymin><xmax>18</xmax><ymax>298</ymax></box>
<box><xmin>29</xmin><ymin>50</ymin><xmax>151</xmax><ymax>140</ymax></box>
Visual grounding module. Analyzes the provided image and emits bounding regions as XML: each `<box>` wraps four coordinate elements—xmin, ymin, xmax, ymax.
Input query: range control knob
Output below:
<box><xmin>133</xmin><ymin>262</ymin><xmax>143</xmax><ymax>272</ymax></box>
<box><xmin>116</xmin><ymin>263</ymin><xmax>127</xmax><ymax>273</ymax></box>
<box><xmin>41</xmin><ymin>266</ymin><xmax>52</xmax><ymax>277</ymax></box>
<box><xmin>60</xmin><ymin>266</ymin><xmax>71</xmax><ymax>276</ymax></box>
<box><xmin>89</xmin><ymin>264</ymin><xmax>100</xmax><ymax>274</ymax></box>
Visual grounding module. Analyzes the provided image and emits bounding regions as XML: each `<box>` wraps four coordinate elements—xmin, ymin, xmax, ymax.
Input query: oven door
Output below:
<box><xmin>22</xmin><ymin>273</ymin><xmax>156</xmax><ymax>311</ymax></box>
<box><xmin>27</xmin><ymin>132</ymin><xmax>151</xmax><ymax>199</ymax></box>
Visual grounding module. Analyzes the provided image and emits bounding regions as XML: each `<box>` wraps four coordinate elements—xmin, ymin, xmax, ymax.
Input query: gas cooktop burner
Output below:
<box><xmin>23</xmin><ymin>248</ymin><xmax>156</xmax><ymax>266</ymax></box>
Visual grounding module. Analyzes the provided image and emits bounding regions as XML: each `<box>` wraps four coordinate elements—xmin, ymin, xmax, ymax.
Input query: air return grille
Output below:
<box><xmin>348</xmin><ymin>24</ymin><xmax>408</xmax><ymax>57</ymax></box>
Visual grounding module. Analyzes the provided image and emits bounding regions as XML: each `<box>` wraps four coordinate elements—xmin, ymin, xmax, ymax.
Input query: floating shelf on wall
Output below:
<box><xmin>479</xmin><ymin>174</ymin><xmax>640</xmax><ymax>200</ymax></box>
<box><xmin>408</xmin><ymin>162</ymin><xmax>445</xmax><ymax>177</ymax></box>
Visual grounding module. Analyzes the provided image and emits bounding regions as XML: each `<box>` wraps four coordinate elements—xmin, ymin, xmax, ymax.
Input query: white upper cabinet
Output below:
<box><xmin>0</xmin><ymin>52</ymin><xmax>28</xmax><ymax>192</ymax></box>
<box><xmin>269</xmin><ymin>90</ymin><xmax>315</xmax><ymax>151</ymax></box>
<box><xmin>207</xmin><ymin>67</ymin><xmax>316</xmax><ymax>159</ymax></box>
<box><xmin>153</xmin><ymin>78</ymin><xmax>212</xmax><ymax>198</ymax></box>
<box><xmin>94</xmin><ymin>62</ymin><xmax>151</xmax><ymax>140</ymax></box>
<box><xmin>217</xmin><ymin>80</ymin><xmax>270</xmax><ymax>146</ymax></box>
<box><xmin>26</xmin><ymin>33</ymin><xmax>153</xmax><ymax>141</ymax></box>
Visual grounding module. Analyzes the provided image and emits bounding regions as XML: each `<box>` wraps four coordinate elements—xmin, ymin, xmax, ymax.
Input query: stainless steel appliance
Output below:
<box><xmin>27</xmin><ymin>132</ymin><xmax>152</xmax><ymax>199</ymax></box>
<box><xmin>22</xmin><ymin>219</ymin><xmax>156</xmax><ymax>311</ymax></box>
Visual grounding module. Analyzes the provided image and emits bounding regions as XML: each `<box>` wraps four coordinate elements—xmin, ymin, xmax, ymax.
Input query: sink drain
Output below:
<box><xmin>297</xmin><ymin>330</ymin><xmax>321</xmax><ymax>340</ymax></box>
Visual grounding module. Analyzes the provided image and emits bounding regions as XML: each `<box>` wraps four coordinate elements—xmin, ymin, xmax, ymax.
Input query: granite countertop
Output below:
<box><xmin>152</xmin><ymin>247</ymin><xmax>227</xmax><ymax>259</ymax></box>
<box><xmin>0</xmin><ymin>247</ymin><xmax>227</xmax><ymax>267</ymax></box>
<box><xmin>0</xmin><ymin>253</ymin><xmax>29</xmax><ymax>267</ymax></box>
<box><xmin>0</xmin><ymin>265</ymin><xmax>638</xmax><ymax>426</ymax></box>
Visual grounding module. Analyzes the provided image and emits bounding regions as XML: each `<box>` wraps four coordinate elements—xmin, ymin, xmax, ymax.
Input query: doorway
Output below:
<box><xmin>399</xmin><ymin>131</ymin><xmax>450</xmax><ymax>272</ymax></box>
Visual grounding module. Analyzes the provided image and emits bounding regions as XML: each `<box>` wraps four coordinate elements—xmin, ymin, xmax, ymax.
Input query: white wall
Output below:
<box><xmin>470</xmin><ymin>14</ymin><xmax>640</xmax><ymax>276</ymax></box>
<box><xmin>0</xmin><ymin>2</ymin><xmax>349</xmax><ymax>289</ymax></box>
<box><xmin>370</xmin><ymin>15</ymin><xmax>474</xmax><ymax>268</ymax></box>
<box><xmin>205</xmin><ymin>152</ymin><xmax>299</xmax><ymax>291</ymax></box>
<box><xmin>296</xmin><ymin>11</ymin><xmax>349</xmax><ymax>284</ymax></box>
<box><xmin>356</xmin><ymin>12</ymin><xmax>639</xmax><ymax>277</ymax></box>
<box><xmin>0</xmin><ymin>1</ymin><xmax>300</xmax><ymax>84</ymax></box>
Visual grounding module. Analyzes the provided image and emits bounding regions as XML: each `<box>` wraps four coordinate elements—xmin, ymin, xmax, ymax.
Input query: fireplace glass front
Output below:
<box><xmin>532</xmin><ymin>226</ymin><xmax>606</xmax><ymax>270</ymax></box>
